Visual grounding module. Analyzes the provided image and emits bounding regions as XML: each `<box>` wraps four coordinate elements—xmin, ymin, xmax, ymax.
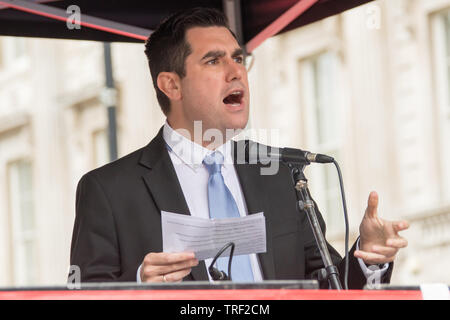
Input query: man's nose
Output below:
<box><xmin>225</xmin><ymin>59</ymin><xmax>244</xmax><ymax>82</ymax></box>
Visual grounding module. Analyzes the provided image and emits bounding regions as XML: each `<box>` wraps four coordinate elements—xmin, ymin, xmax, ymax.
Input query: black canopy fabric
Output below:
<box><xmin>0</xmin><ymin>0</ymin><xmax>373</xmax><ymax>47</ymax></box>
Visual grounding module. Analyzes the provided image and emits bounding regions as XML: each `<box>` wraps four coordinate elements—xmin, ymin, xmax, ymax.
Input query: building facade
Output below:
<box><xmin>0</xmin><ymin>0</ymin><xmax>449</xmax><ymax>286</ymax></box>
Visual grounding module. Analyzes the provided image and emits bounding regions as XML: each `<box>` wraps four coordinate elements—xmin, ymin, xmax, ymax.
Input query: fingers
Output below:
<box><xmin>365</xmin><ymin>191</ymin><xmax>379</xmax><ymax>219</ymax></box>
<box><xmin>162</xmin><ymin>267</ymin><xmax>193</xmax><ymax>283</ymax></box>
<box><xmin>141</xmin><ymin>252</ymin><xmax>199</xmax><ymax>283</ymax></box>
<box><xmin>355</xmin><ymin>236</ymin><xmax>408</xmax><ymax>265</ymax></box>
<box><xmin>354</xmin><ymin>250</ymin><xmax>395</xmax><ymax>265</ymax></box>
<box><xmin>386</xmin><ymin>237</ymin><xmax>408</xmax><ymax>249</ymax></box>
<box><xmin>145</xmin><ymin>252</ymin><xmax>196</xmax><ymax>265</ymax></box>
<box><xmin>393</xmin><ymin>220</ymin><xmax>410</xmax><ymax>233</ymax></box>
<box><xmin>370</xmin><ymin>245</ymin><xmax>398</xmax><ymax>257</ymax></box>
<box><xmin>151</xmin><ymin>258</ymin><xmax>199</xmax><ymax>276</ymax></box>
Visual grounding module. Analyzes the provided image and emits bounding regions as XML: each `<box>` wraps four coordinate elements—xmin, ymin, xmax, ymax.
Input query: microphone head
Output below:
<box><xmin>282</xmin><ymin>147</ymin><xmax>310</xmax><ymax>164</ymax></box>
<box><xmin>243</xmin><ymin>141</ymin><xmax>333</xmax><ymax>165</ymax></box>
<box><xmin>306</xmin><ymin>153</ymin><xmax>334</xmax><ymax>163</ymax></box>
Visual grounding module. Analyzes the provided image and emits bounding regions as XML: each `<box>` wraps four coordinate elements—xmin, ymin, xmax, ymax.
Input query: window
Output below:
<box><xmin>8</xmin><ymin>160</ymin><xmax>38</xmax><ymax>285</ymax></box>
<box><xmin>0</xmin><ymin>37</ymin><xmax>26</xmax><ymax>68</ymax></box>
<box><xmin>12</xmin><ymin>38</ymin><xmax>26</xmax><ymax>60</ymax></box>
<box><xmin>299</xmin><ymin>51</ymin><xmax>344</xmax><ymax>236</ymax></box>
<box><xmin>442</xmin><ymin>11</ymin><xmax>450</xmax><ymax>115</ymax></box>
<box><xmin>445</xmin><ymin>12</ymin><xmax>450</xmax><ymax>113</ymax></box>
<box><xmin>0</xmin><ymin>37</ymin><xmax>29</xmax><ymax>80</ymax></box>
<box><xmin>435</xmin><ymin>10</ymin><xmax>450</xmax><ymax>117</ymax></box>
<box><xmin>431</xmin><ymin>8</ymin><xmax>450</xmax><ymax>202</ymax></box>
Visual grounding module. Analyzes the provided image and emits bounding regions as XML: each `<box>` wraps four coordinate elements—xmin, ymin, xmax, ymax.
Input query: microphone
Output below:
<box><xmin>244</xmin><ymin>140</ymin><xmax>334</xmax><ymax>165</ymax></box>
<box><xmin>243</xmin><ymin>141</ymin><xmax>350</xmax><ymax>289</ymax></box>
<box><xmin>208</xmin><ymin>242</ymin><xmax>235</xmax><ymax>281</ymax></box>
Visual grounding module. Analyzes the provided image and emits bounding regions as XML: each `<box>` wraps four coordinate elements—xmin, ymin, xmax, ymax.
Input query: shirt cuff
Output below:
<box><xmin>137</xmin><ymin>264</ymin><xmax>142</xmax><ymax>283</ymax></box>
<box><xmin>356</xmin><ymin>237</ymin><xmax>389</xmax><ymax>280</ymax></box>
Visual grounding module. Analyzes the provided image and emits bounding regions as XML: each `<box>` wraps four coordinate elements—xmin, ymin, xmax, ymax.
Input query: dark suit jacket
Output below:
<box><xmin>70</xmin><ymin>126</ymin><xmax>393</xmax><ymax>288</ymax></box>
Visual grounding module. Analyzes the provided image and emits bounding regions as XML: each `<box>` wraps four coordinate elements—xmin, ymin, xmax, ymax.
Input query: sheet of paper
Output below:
<box><xmin>161</xmin><ymin>211</ymin><xmax>266</xmax><ymax>261</ymax></box>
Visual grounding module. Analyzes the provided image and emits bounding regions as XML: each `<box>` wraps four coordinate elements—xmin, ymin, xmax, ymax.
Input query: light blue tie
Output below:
<box><xmin>203</xmin><ymin>151</ymin><xmax>254</xmax><ymax>282</ymax></box>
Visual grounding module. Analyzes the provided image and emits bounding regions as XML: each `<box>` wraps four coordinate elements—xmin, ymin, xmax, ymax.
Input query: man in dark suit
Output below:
<box><xmin>70</xmin><ymin>7</ymin><xmax>409</xmax><ymax>288</ymax></box>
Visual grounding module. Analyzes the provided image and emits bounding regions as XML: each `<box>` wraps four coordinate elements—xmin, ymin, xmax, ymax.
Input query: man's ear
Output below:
<box><xmin>157</xmin><ymin>72</ymin><xmax>182</xmax><ymax>101</ymax></box>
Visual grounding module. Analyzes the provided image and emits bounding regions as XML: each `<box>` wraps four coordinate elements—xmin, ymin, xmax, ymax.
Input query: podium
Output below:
<box><xmin>0</xmin><ymin>281</ymin><xmax>433</xmax><ymax>300</ymax></box>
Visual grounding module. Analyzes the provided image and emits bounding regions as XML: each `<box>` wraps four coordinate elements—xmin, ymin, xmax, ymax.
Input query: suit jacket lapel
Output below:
<box><xmin>139</xmin><ymin>127</ymin><xmax>190</xmax><ymax>215</ymax></box>
<box><xmin>139</xmin><ymin>127</ymin><xmax>208</xmax><ymax>280</ymax></box>
<box><xmin>233</xmin><ymin>141</ymin><xmax>276</xmax><ymax>280</ymax></box>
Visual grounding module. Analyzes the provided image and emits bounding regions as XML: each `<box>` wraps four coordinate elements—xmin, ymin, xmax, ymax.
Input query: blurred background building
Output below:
<box><xmin>0</xmin><ymin>0</ymin><xmax>449</xmax><ymax>286</ymax></box>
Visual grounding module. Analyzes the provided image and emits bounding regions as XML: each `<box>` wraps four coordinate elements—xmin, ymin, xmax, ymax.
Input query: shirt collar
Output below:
<box><xmin>163</xmin><ymin>121</ymin><xmax>234</xmax><ymax>172</ymax></box>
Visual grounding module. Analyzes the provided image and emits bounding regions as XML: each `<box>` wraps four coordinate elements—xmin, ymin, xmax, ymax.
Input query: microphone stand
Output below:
<box><xmin>289</xmin><ymin>164</ymin><xmax>343</xmax><ymax>290</ymax></box>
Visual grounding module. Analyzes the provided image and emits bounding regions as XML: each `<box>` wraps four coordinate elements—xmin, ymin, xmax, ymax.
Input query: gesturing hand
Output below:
<box><xmin>354</xmin><ymin>191</ymin><xmax>409</xmax><ymax>265</ymax></box>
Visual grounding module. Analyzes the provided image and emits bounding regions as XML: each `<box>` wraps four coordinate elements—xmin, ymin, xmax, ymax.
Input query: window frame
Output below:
<box><xmin>6</xmin><ymin>158</ymin><xmax>38</xmax><ymax>286</ymax></box>
<box><xmin>298</xmin><ymin>50</ymin><xmax>345</xmax><ymax>237</ymax></box>
<box><xmin>430</xmin><ymin>7</ymin><xmax>450</xmax><ymax>204</ymax></box>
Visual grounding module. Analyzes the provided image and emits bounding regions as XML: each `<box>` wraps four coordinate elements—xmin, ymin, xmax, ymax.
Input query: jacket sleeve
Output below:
<box><xmin>69</xmin><ymin>173</ymin><xmax>123</xmax><ymax>282</ymax></box>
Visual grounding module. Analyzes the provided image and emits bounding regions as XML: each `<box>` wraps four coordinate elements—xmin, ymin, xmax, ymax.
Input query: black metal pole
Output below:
<box><xmin>223</xmin><ymin>0</ymin><xmax>244</xmax><ymax>45</ymax></box>
<box><xmin>291</xmin><ymin>166</ymin><xmax>343</xmax><ymax>290</ymax></box>
<box><xmin>103</xmin><ymin>42</ymin><xmax>118</xmax><ymax>162</ymax></box>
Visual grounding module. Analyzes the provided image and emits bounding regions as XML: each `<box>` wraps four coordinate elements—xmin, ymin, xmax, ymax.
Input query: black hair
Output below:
<box><xmin>144</xmin><ymin>7</ymin><xmax>237</xmax><ymax>115</ymax></box>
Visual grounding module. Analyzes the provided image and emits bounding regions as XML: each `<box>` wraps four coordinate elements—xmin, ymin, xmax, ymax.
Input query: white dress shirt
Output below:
<box><xmin>137</xmin><ymin>121</ymin><xmax>387</xmax><ymax>283</ymax></box>
<box><xmin>162</xmin><ymin>122</ymin><xmax>264</xmax><ymax>282</ymax></box>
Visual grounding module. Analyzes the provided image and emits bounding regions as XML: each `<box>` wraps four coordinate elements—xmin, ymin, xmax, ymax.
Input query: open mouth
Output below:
<box><xmin>223</xmin><ymin>90</ymin><xmax>244</xmax><ymax>107</ymax></box>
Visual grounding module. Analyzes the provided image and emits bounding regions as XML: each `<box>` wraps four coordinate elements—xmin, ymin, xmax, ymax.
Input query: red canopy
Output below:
<box><xmin>0</xmin><ymin>0</ymin><xmax>374</xmax><ymax>52</ymax></box>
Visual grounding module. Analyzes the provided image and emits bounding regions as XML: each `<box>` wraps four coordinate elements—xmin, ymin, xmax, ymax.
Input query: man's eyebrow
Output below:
<box><xmin>201</xmin><ymin>50</ymin><xmax>226</xmax><ymax>61</ymax></box>
<box><xmin>231</xmin><ymin>48</ymin><xmax>244</xmax><ymax>57</ymax></box>
<box><xmin>201</xmin><ymin>48</ymin><xmax>244</xmax><ymax>60</ymax></box>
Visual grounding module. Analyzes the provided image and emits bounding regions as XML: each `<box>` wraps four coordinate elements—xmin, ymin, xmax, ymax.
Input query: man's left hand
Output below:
<box><xmin>354</xmin><ymin>191</ymin><xmax>409</xmax><ymax>265</ymax></box>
